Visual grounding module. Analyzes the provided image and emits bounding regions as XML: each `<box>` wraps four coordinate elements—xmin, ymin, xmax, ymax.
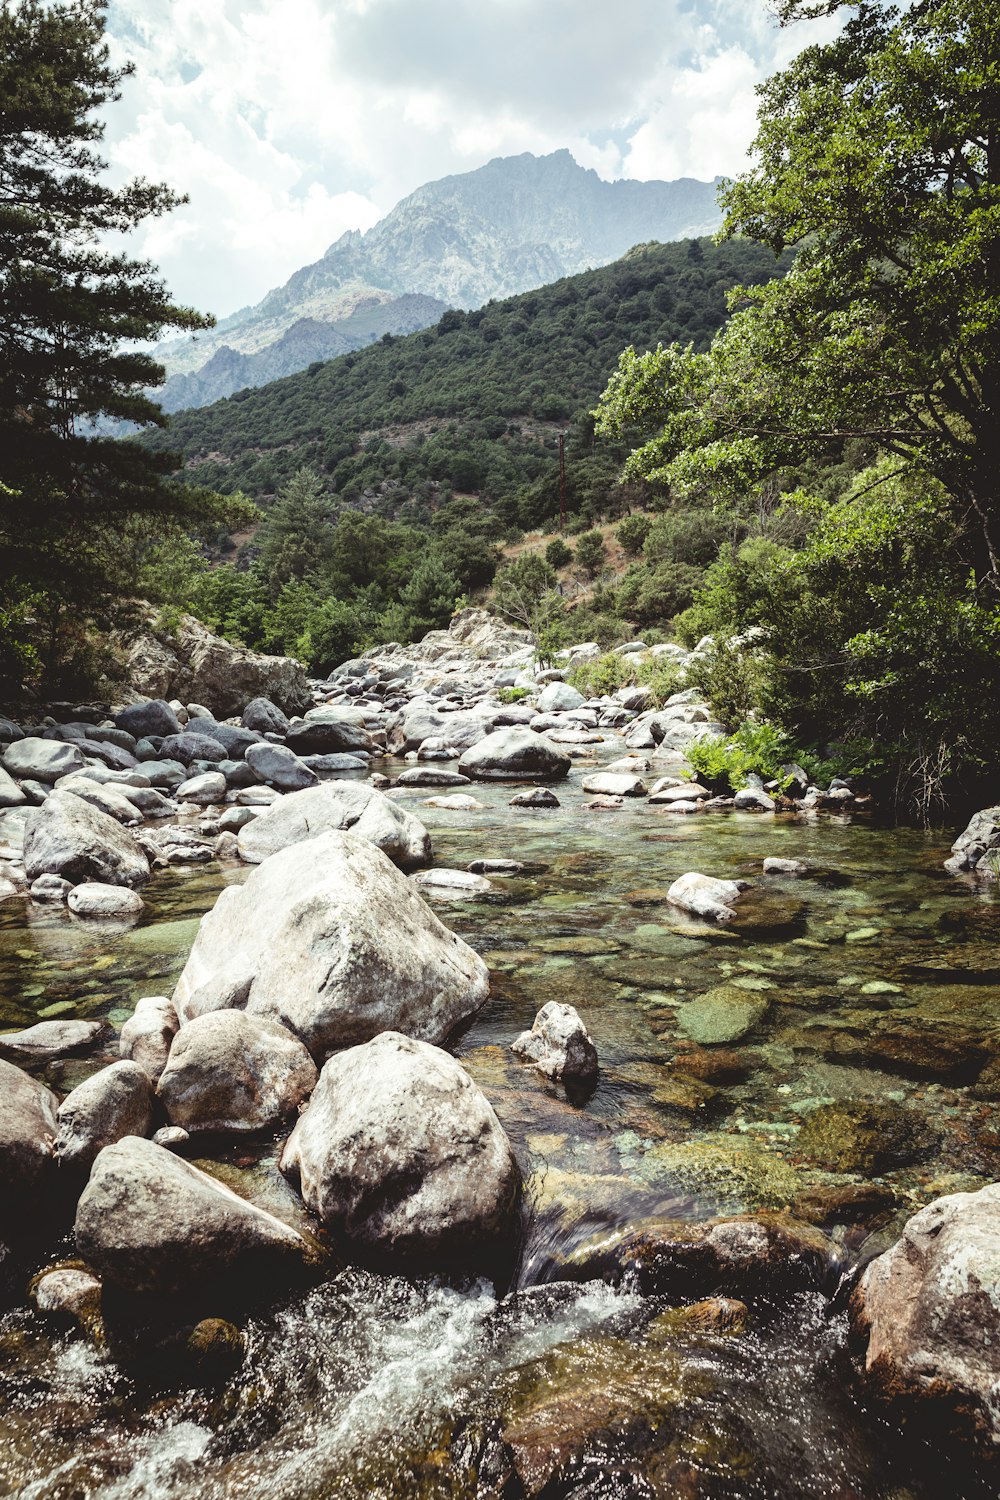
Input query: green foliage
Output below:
<box><xmin>614</xmin><ymin>560</ymin><xmax>704</xmax><ymax>626</ymax></box>
<box><xmin>497</xmin><ymin>686</ymin><xmax>531</xmax><ymax>703</ymax></box>
<box><xmin>573</xmin><ymin>530</ymin><xmax>607</xmax><ymax>579</ymax></box>
<box><xmin>615</xmin><ymin>513</ymin><xmax>652</xmax><ymax>555</ymax></box>
<box><xmin>0</xmin><ymin>0</ymin><xmax>215</xmax><ymax>690</ymax></box>
<box><xmin>545</xmin><ymin>536</ymin><xmax>573</xmax><ymax>570</ymax></box>
<box><xmin>566</xmin><ymin>650</ymin><xmax>682</xmax><ymax>707</ymax></box>
<box><xmin>492</xmin><ymin>553</ymin><xmax>557</xmax><ymax>627</ymax></box>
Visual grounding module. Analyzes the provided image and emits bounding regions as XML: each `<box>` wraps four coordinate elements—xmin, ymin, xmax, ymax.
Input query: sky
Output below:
<box><xmin>102</xmin><ymin>0</ymin><xmax>839</xmax><ymax>322</ymax></box>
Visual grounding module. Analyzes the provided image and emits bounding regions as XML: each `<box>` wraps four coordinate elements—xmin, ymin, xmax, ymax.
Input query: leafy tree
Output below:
<box><xmin>545</xmin><ymin>536</ymin><xmax>573</xmax><ymax>569</ymax></box>
<box><xmin>492</xmin><ymin>553</ymin><xmax>557</xmax><ymax>628</ymax></box>
<box><xmin>573</xmin><ymin>530</ymin><xmax>607</xmax><ymax>580</ymax></box>
<box><xmin>615</xmin><ymin>513</ymin><xmax>652</xmax><ymax>556</ymax></box>
<box><xmin>595</xmin><ymin>0</ymin><xmax>1000</xmax><ymax>581</ymax></box>
<box><xmin>0</xmin><ymin>0</ymin><xmax>213</xmax><ymax>683</ymax></box>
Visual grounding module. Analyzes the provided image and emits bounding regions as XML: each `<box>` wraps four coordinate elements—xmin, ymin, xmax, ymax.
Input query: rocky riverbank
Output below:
<box><xmin>2</xmin><ymin>607</ymin><xmax>1000</xmax><ymax>1494</ymax></box>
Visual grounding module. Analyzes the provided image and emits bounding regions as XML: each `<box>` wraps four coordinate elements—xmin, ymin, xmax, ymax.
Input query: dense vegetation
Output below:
<box><xmin>595</xmin><ymin>0</ymin><xmax>1000</xmax><ymax>814</ymax></box>
<box><xmin>135</xmin><ymin>238</ymin><xmax>788</xmax><ymax>672</ymax></box>
<box><xmin>0</xmin><ymin>0</ymin><xmax>222</xmax><ymax>693</ymax></box>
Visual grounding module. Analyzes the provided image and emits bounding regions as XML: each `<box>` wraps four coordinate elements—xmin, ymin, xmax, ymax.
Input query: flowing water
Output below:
<box><xmin>2</xmin><ymin>767</ymin><xmax>999</xmax><ymax>1498</ymax></box>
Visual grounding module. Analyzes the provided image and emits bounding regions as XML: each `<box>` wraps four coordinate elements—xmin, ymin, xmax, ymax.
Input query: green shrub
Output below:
<box><xmin>616</xmin><ymin>513</ymin><xmax>652</xmax><ymax>556</ymax></box>
<box><xmin>545</xmin><ymin>536</ymin><xmax>573</xmax><ymax>570</ymax></box>
<box><xmin>497</xmin><ymin>686</ymin><xmax>531</xmax><ymax>703</ymax></box>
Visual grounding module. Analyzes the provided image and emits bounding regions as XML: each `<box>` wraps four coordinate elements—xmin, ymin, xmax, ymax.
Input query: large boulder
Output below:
<box><xmin>242</xmin><ymin>696</ymin><xmax>289</xmax><ymax>735</ymax></box>
<box><xmin>119</xmin><ymin>996</ymin><xmax>179</xmax><ymax>1082</ymax></box>
<box><xmin>944</xmin><ymin>806</ymin><xmax>1000</xmax><ymax>876</ymax></box>
<box><xmin>850</xmin><ymin>1184</ymin><xmax>1000</xmax><ymax>1452</ymax></box>
<box><xmin>56</xmin><ymin>1061</ymin><xmax>155</xmax><ymax>1173</ymax></box>
<box><xmin>75</xmin><ymin>1136</ymin><xmax>314</xmax><ymax>1297</ymax></box>
<box><xmin>114</xmin><ymin>608</ymin><xmax>312</xmax><ymax>718</ymax></box>
<box><xmin>280</xmin><ymin>1031</ymin><xmax>520</xmax><ymax>1267</ymax></box>
<box><xmin>114</xmin><ymin>699</ymin><xmax>182</xmax><ymax>740</ymax></box>
<box><xmin>458</xmin><ymin>727</ymin><xmax>571</xmax><ymax>782</ymax></box>
<box><xmin>236</xmin><ymin>780</ymin><xmax>431</xmax><ymax>868</ymax></box>
<box><xmin>285</xmin><ymin>707</ymin><xmax>373</xmax><ymax>756</ymax></box>
<box><xmin>537</xmin><ymin>682</ymin><xmax>585</xmax><ymax>713</ymax></box>
<box><xmin>3</xmin><ymin>737</ymin><xmax>86</xmax><ymax>783</ymax></box>
<box><xmin>0</xmin><ymin>1058</ymin><xmax>58</xmax><ymax>1219</ymax></box>
<box><xmin>172</xmin><ymin>830</ymin><xmax>490</xmax><ymax>1058</ymax></box>
<box><xmin>157</xmin><ymin>1012</ymin><xmax>317</xmax><ymax>1133</ymax></box>
<box><xmin>244</xmin><ymin>740</ymin><xmax>317</xmax><ymax>792</ymax></box>
<box><xmin>23</xmin><ymin>791</ymin><xmax>150</xmax><ymax>888</ymax></box>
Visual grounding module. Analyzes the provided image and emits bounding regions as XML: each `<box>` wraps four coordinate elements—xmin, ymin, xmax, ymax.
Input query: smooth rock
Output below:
<box><xmin>0</xmin><ymin>1058</ymin><xmax>58</xmax><ymax>1220</ymax></box>
<box><xmin>412</xmin><ymin>867</ymin><xmax>492</xmax><ymax>897</ymax></box>
<box><xmin>56</xmin><ymin>1061</ymin><xmax>156</xmax><ymax>1172</ymax></box>
<box><xmin>115</xmin><ymin>699</ymin><xmax>182</xmax><ymax>740</ymax></box>
<box><xmin>236</xmin><ymin>780</ymin><xmax>431</xmax><ymax>869</ymax></box>
<box><xmin>459</xmin><ymin>727</ymin><xmax>571</xmax><ymax>782</ymax></box>
<box><xmin>676</xmin><ymin>986</ymin><xmax>771</xmax><ymax>1045</ymax></box>
<box><xmin>0</xmin><ymin>1020</ymin><xmax>104</xmax><ymax>1063</ymax></box>
<box><xmin>242</xmin><ymin>696</ymin><xmax>290</xmax><ymax>735</ymax></box>
<box><xmin>510</xmin><ymin>787</ymin><xmax>560</xmax><ymax>808</ymax></box>
<box><xmin>157</xmin><ymin>1012</ymin><xmax>317</xmax><ymax>1133</ymax></box>
<box><xmin>0</xmin><ymin>766</ymin><xmax>27</xmax><ymax>808</ymax></box>
<box><xmin>281</xmin><ymin>1032</ymin><xmax>519</xmax><ymax>1267</ymax></box>
<box><xmin>23</xmin><ymin>791</ymin><xmax>149</xmax><ymax>889</ymax></box>
<box><xmin>537</xmin><ymin>682</ymin><xmax>585</xmax><ymax>713</ymax></box>
<box><xmin>580</xmin><ymin>772</ymin><xmax>647</xmax><ymax>797</ymax></box>
<box><xmin>245</xmin><ymin>740</ymin><xmax>318</xmax><ymax>791</ymax></box>
<box><xmin>763</xmin><ymin>856</ymin><xmax>810</xmax><ymax>876</ymax></box>
<box><xmin>176</xmin><ymin>771</ymin><xmax>227</xmax><ymax>804</ymax></box>
<box><xmin>173</xmin><ymin>830</ymin><xmax>490</xmax><ymax>1057</ymax></box>
<box><xmin>667</xmin><ymin>871</ymin><xmax>744</xmax><ymax>923</ymax></box>
<box><xmin>119</xmin><ymin>996</ymin><xmax>179</xmax><ymax>1082</ymax></box>
<box><xmin>67</xmin><ymin>883</ymin><xmax>145</xmax><ymax>920</ymax></box>
<box><xmin>29</xmin><ymin>872</ymin><xmax>72</xmax><ymax>903</ymax></box>
<box><xmin>4</xmin><ymin>737</ymin><xmax>85</xmax><ymax>783</ymax></box>
<box><xmin>512</xmin><ymin>1002</ymin><xmax>598</xmax><ymax>1084</ymax></box>
<box><xmin>75</xmin><ymin>1136</ymin><xmax>314</xmax><ymax>1298</ymax></box>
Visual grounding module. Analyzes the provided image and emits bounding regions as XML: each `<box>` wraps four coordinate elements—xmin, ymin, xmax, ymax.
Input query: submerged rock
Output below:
<box><xmin>676</xmin><ymin>986</ymin><xmax>771</xmax><ymax>1045</ymax></box>
<box><xmin>157</xmin><ymin>1011</ymin><xmax>317</xmax><ymax>1133</ymax></box>
<box><xmin>850</xmin><ymin>1183</ymin><xmax>1000</xmax><ymax>1454</ymax></box>
<box><xmin>281</xmin><ymin>1031</ymin><xmax>520</xmax><ymax>1269</ymax></box>
<box><xmin>75</xmin><ymin>1136</ymin><xmax>314</xmax><ymax>1298</ymax></box>
<box><xmin>796</xmin><ymin>1099</ymin><xmax>934</xmax><ymax>1174</ymax></box>
<box><xmin>172</xmin><ymin>830</ymin><xmax>490</xmax><ymax>1057</ymax></box>
<box><xmin>512</xmin><ymin>1002</ymin><xmax>598</xmax><ymax>1085</ymax></box>
<box><xmin>236</xmin><ymin>779</ymin><xmax>431</xmax><ymax>868</ymax></box>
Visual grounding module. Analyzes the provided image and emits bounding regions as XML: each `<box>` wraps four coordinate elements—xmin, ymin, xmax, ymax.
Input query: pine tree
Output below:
<box><xmin>0</xmin><ymin>0</ymin><xmax>214</xmax><ymax>676</ymax></box>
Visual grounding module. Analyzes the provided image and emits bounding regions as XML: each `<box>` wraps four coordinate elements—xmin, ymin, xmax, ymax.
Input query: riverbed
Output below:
<box><xmin>2</xmin><ymin>767</ymin><xmax>998</xmax><ymax>1498</ymax></box>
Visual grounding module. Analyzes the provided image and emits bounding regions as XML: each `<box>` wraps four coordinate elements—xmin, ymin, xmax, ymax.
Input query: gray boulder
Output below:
<box><xmin>458</xmin><ymin>727</ymin><xmax>571</xmax><ymax>782</ymax></box>
<box><xmin>185</xmin><ymin>718</ymin><xmax>261</xmax><ymax>759</ymax></box>
<box><xmin>23</xmin><ymin>791</ymin><xmax>150</xmax><ymax>888</ymax></box>
<box><xmin>175</xmin><ymin>771</ymin><xmax>227</xmax><ymax>804</ymax></box>
<box><xmin>667</xmin><ymin>871</ymin><xmax>744</xmax><ymax>923</ymax></box>
<box><xmin>537</xmin><ymin>682</ymin><xmax>585</xmax><ymax>713</ymax></box>
<box><xmin>173</xmin><ymin>830</ymin><xmax>489</xmax><ymax>1058</ymax></box>
<box><xmin>159</xmin><ymin>732</ymin><xmax>229</xmax><ymax>765</ymax></box>
<box><xmin>945</xmin><ymin>806</ymin><xmax>1000</xmax><ymax>877</ymax></box>
<box><xmin>75</xmin><ymin>1136</ymin><xmax>314</xmax><ymax>1297</ymax></box>
<box><xmin>0</xmin><ymin>1058</ymin><xmax>58</xmax><ymax>1218</ymax></box>
<box><xmin>245</xmin><ymin>740</ymin><xmax>317</xmax><ymax>791</ymax></box>
<box><xmin>850</xmin><ymin>1183</ymin><xmax>1000</xmax><ymax>1451</ymax></box>
<box><xmin>59</xmin><ymin>778</ymin><xmax>142</xmax><ymax>825</ymax></box>
<box><xmin>285</xmin><ymin>707</ymin><xmax>372</xmax><ymax>755</ymax></box>
<box><xmin>4</xmin><ymin>737</ymin><xmax>86</xmax><ymax>783</ymax></box>
<box><xmin>512</xmin><ymin>1001</ymin><xmax>598</xmax><ymax>1084</ymax></box>
<box><xmin>0</xmin><ymin>766</ymin><xmax>26</xmax><ymax>808</ymax></box>
<box><xmin>236</xmin><ymin>780</ymin><xmax>431</xmax><ymax>869</ymax></box>
<box><xmin>56</xmin><ymin>1060</ymin><xmax>155</xmax><ymax>1172</ymax></box>
<box><xmin>120</xmin><ymin>996</ymin><xmax>179</xmax><ymax>1082</ymax></box>
<box><xmin>242</xmin><ymin>697</ymin><xmax>289</xmax><ymax>735</ymax></box>
<box><xmin>0</xmin><ymin>1019</ymin><xmax>104</xmax><ymax>1063</ymax></box>
<box><xmin>157</xmin><ymin>1011</ymin><xmax>317</xmax><ymax>1133</ymax></box>
<box><xmin>115</xmin><ymin>699</ymin><xmax>182</xmax><ymax>739</ymax></box>
<box><xmin>281</xmin><ymin>1031</ymin><xmax>519</xmax><ymax>1266</ymax></box>
<box><xmin>67</xmin><ymin>882</ymin><xmax>145</xmax><ymax>920</ymax></box>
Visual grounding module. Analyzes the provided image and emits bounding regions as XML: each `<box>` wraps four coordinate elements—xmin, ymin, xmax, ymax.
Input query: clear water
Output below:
<box><xmin>2</xmin><ymin>765</ymin><xmax>999</xmax><ymax>1497</ymax></box>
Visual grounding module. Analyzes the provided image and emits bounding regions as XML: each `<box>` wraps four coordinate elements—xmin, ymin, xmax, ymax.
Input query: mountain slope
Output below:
<box><xmin>144</xmin><ymin>236</ymin><xmax>786</xmax><ymax>515</ymax></box>
<box><xmin>151</xmin><ymin>150</ymin><xmax>721</xmax><ymax>411</ymax></box>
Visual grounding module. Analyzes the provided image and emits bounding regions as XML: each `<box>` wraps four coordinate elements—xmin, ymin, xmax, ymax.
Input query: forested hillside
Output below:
<box><xmin>143</xmin><ymin>237</ymin><xmax>787</xmax><ymax>524</ymax></box>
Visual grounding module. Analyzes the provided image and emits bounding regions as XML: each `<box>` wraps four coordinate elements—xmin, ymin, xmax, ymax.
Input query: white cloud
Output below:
<box><xmin>99</xmin><ymin>0</ymin><xmax>842</xmax><ymax>320</ymax></box>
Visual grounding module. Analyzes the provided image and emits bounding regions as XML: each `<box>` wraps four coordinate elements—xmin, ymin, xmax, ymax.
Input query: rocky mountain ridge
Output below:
<box><xmin>152</xmin><ymin>150</ymin><xmax>721</xmax><ymax>413</ymax></box>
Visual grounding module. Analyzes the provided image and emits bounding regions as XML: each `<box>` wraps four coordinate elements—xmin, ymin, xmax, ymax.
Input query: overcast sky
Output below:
<box><xmin>102</xmin><ymin>0</ymin><xmax>838</xmax><ymax>322</ymax></box>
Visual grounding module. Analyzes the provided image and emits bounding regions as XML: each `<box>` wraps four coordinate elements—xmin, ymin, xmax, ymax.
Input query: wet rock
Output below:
<box><xmin>31</xmin><ymin>1264</ymin><xmax>104</xmax><ymax>1337</ymax></box>
<box><xmin>173</xmin><ymin>829</ymin><xmax>490</xmax><ymax>1057</ymax></box>
<box><xmin>792</xmin><ymin>1182</ymin><xmax>897</xmax><ymax>1230</ymax></box>
<box><xmin>29</xmin><ymin>872</ymin><xmax>72</xmax><ymax>903</ymax></box>
<box><xmin>3</xmin><ymin>737</ymin><xmax>86</xmax><ymax>783</ymax></box>
<box><xmin>186</xmin><ymin>1317</ymin><xmax>245</xmax><ymax>1382</ymax></box>
<box><xmin>67</xmin><ymin>882</ymin><xmax>145</xmax><ymax>920</ymax></box>
<box><xmin>734</xmin><ymin>786</ymin><xmax>775</xmax><ymax>812</ymax></box>
<box><xmin>676</xmin><ymin>985</ymin><xmax>770</xmax><ymax>1045</ymax></box>
<box><xmin>667</xmin><ymin>871</ymin><xmax>744</xmax><ymax>922</ymax></box>
<box><xmin>236</xmin><ymin>779</ymin><xmax>431</xmax><ymax>869</ymax></box>
<box><xmin>512</xmin><ymin>1002</ymin><xmax>598</xmax><ymax>1085</ymax></box>
<box><xmin>244</xmin><ymin>740</ymin><xmax>317</xmax><ymax>791</ymax></box>
<box><xmin>469</xmin><ymin>858</ymin><xmax>524</xmax><ymax>875</ymax></box>
<box><xmin>944</xmin><ymin>805</ymin><xmax>1000</xmax><ymax>876</ymax></box>
<box><xmin>850</xmin><ymin>1183</ymin><xmax>1000</xmax><ymax>1453</ymax></box>
<box><xmin>830</xmin><ymin>1020</ymin><xmax>989</xmax><ymax>1083</ymax></box>
<box><xmin>422</xmin><ymin>794</ymin><xmax>486</xmax><ymax>811</ymax></box>
<box><xmin>580</xmin><ymin>772</ymin><xmax>647</xmax><ymax>797</ymax></box>
<box><xmin>510</xmin><ymin>787</ymin><xmax>560</xmax><ymax>808</ymax></box>
<box><xmin>23</xmin><ymin>791</ymin><xmax>150</xmax><ymax>888</ymax></box>
<box><xmin>763</xmin><ymin>856</ymin><xmax>810</xmax><ymax>876</ymax></box>
<box><xmin>119</xmin><ymin>996</ymin><xmax>179</xmax><ymax>1082</ymax></box>
<box><xmin>0</xmin><ymin>1058</ymin><xmax>58</xmax><ymax>1219</ymax></box>
<box><xmin>412</xmin><ymin>867</ymin><xmax>492</xmax><ymax>897</ymax></box>
<box><xmin>396</xmin><ymin>767</ymin><xmax>472</xmax><ymax>787</ymax></box>
<box><xmin>672</xmin><ymin>1047</ymin><xmax>749</xmax><ymax>1084</ymax></box>
<box><xmin>56</xmin><ymin>1061</ymin><xmax>155</xmax><ymax>1173</ymax></box>
<box><xmin>459</xmin><ymin>727</ymin><xmax>571</xmax><ymax>782</ymax></box>
<box><xmin>281</xmin><ymin>1031</ymin><xmax>519</xmax><ymax>1269</ymax></box>
<box><xmin>157</xmin><ymin>1011</ymin><xmax>317</xmax><ymax>1133</ymax></box>
<box><xmin>76</xmin><ymin>1136</ymin><xmax>314</xmax><ymax>1298</ymax></box>
<box><xmin>0</xmin><ymin>1019</ymin><xmax>104</xmax><ymax>1063</ymax></box>
<box><xmin>796</xmin><ymin>1099</ymin><xmax>934</xmax><ymax>1174</ymax></box>
<box><xmin>649</xmin><ymin>780</ymin><xmax>711</xmax><ymax>803</ymax></box>
<box><xmin>585</xmin><ymin>795</ymin><xmax>624</xmax><ymax>810</ymax></box>
<box><xmin>115</xmin><ymin>699</ymin><xmax>183</xmax><ymax>740</ymax></box>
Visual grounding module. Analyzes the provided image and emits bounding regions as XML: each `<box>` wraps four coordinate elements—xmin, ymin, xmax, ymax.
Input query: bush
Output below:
<box><xmin>545</xmin><ymin>536</ymin><xmax>573</xmax><ymax>569</ymax></box>
<box><xmin>616</xmin><ymin>561</ymin><xmax>703</xmax><ymax>625</ymax></box>
<box><xmin>573</xmin><ymin>530</ymin><xmax>607</xmax><ymax>579</ymax></box>
<box><xmin>616</xmin><ymin>513</ymin><xmax>652</xmax><ymax>556</ymax></box>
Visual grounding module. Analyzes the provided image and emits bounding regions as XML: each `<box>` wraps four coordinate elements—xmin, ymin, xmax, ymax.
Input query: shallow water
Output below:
<box><xmin>2</xmin><ymin>762</ymin><xmax>999</xmax><ymax>1497</ymax></box>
